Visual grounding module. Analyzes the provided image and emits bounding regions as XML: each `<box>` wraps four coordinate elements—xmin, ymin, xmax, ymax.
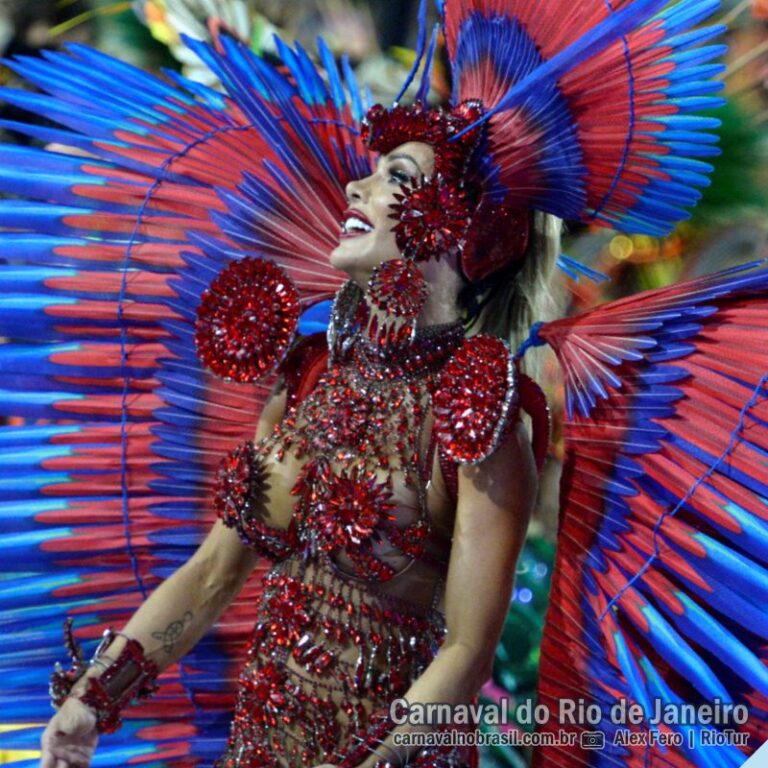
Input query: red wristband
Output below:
<box><xmin>49</xmin><ymin>621</ymin><xmax>158</xmax><ymax>734</ymax></box>
<box><xmin>78</xmin><ymin>638</ymin><xmax>159</xmax><ymax>733</ymax></box>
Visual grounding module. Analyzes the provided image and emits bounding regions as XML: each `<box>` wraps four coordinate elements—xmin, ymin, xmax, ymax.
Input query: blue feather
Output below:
<box><xmin>635</xmin><ymin>600</ymin><xmax>730</xmax><ymax>701</ymax></box>
<box><xmin>395</xmin><ymin>0</ymin><xmax>429</xmax><ymax>103</ymax></box>
<box><xmin>556</xmin><ymin>255</ymin><xmax>610</xmax><ymax>283</ymax></box>
<box><xmin>669</xmin><ymin>593</ymin><xmax>768</xmax><ymax>697</ymax></box>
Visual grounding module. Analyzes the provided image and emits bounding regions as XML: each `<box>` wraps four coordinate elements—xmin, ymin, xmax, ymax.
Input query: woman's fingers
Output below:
<box><xmin>41</xmin><ymin>720</ymin><xmax>62</xmax><ymax>768</ymax></box>
<box><xmin>58</xmin><ymin>743</ymin><xmax>88</xmax><ymax>763</ymax></box>
<box><xmin>40</xmin><ymin>748</ymin><xmax>56</xmax><ymax>768</ymax></box>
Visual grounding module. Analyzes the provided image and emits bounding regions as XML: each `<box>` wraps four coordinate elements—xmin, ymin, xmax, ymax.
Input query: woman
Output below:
<box><xmin>5</xmin><ymin>1</ymin><xmax>767</xmax><ymax>767</ymax></box>
<box><xmin>39</xmin><ymin>134</ymin><xmax>545</xmax><ymax>767</ymax></box>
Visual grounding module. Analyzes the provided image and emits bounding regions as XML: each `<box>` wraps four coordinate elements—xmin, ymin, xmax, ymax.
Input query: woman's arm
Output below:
<box><xmin>347</xmin><ymin>420</ymin><xmax>537</xmax><ymax>768</ymax></box>
<box><xmin>73</xmin><ymin>387</ymin><xmax>288</xmax><ymax>676</ymax></box>
<box><xmin>74</xmin><ymin>519</ymin><xmax>259</xmax><ymax>686</ymax></box>
<box><xmin>40</xmin><ymin>521</ymin><xmax>260</xmax><ymax>768</ymax></box>
<box><xmin>41</xmin><ymin>389</ymin><xmax>287</xmax><ymax>768</ymax></box>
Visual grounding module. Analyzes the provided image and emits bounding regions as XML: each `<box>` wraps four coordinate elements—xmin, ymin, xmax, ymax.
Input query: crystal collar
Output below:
<box><xmin>351</xmin><ymin>320</ymin><xmax>465</xmax><ymax>382</ymax></box>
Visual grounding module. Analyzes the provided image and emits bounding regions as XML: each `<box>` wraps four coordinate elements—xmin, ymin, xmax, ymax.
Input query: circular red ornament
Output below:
<box><xmin>293</xmin><ymin>459</ymin><xmax>402</xmax><ymax>581</ymax></box>
<box><xmin>391</xmin><ymin>177</ymin><xmax>474</xmax><ymax>263</ymax></box>
<box><xmin>433</xmin><ymin>335</ymin><xmax>519</xmax><ymax>464</ymax></box>
<box><xmin>195</xmin><ymin>257</ymin><xmax>299</xmax><ymax>382</ymax></box>
<box><xmin>311</xmin><ymin>464</ymin><xmax>396</xmax><ymax>551</ymax></box>
<box><xmin>367</xmin><ymin>258</ymin><xmax>427</xmax><ymax>318</ymax></box>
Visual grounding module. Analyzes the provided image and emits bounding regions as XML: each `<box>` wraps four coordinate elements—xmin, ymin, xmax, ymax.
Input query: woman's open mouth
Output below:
<box><xmin>340</xmin><ymin>209</ymin><xmax>374</xmax><ymax>239</ymax></box>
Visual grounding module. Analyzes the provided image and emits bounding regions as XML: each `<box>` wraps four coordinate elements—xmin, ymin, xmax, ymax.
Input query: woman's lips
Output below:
<box><xmin>340</xmin><ymin>209</ymin><xmax>374</xmax><ymax>239</ymax></box>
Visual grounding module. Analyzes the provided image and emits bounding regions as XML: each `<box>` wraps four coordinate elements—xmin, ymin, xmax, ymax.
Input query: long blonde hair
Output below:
<box><xmin>459</xmin><ymin>211</ymin><xmax>562</xmax><ymax>380</ymax></box>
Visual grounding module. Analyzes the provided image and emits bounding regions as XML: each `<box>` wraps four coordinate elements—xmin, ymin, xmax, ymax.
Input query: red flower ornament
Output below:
<box><xmin>313</xmin><ymin>465</ymin><xmax>396</xmax><ymax>550</ymax></box>
<box><xmin>365</xmin><ymin>259</ymin><xmax>428</xmax><ymax>348</ymax></box>
<box><xmin>367</xmin><ymin>259</ymin><xmax>427</xmax><ymax>317</ymax></box>
<box><xmin>391</xmin><ymin>177</ymin><xmax>473</xmax><ymax>263</ymax></box>
<box><xmin>293</xmin><ymin>459</ymin><xmax>400</xmax><ymax>581</ymax></box>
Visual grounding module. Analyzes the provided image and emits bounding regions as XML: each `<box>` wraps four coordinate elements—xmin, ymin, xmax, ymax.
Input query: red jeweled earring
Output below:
<box><xmin>365</xmin><ymin>258</ymin><xmax>428</xmax><ymax>348</ymax></box>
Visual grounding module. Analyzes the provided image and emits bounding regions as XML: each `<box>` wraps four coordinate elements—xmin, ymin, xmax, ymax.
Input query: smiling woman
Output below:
<box><xmin>332</xmin><ymin>142</ymin><xmax>436</xmax><ymax>286</ymax></box>
<box><xmin>2</xmin><ymin>1</ymin><xmax>765</xmax><ymax>768</ymax></box>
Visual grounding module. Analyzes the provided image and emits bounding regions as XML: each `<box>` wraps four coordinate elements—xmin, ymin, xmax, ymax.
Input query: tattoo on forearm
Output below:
<box><xmin>152</xmin><ymin>611</ymin><xmax>194</xmax><ymax>654</ymax></box>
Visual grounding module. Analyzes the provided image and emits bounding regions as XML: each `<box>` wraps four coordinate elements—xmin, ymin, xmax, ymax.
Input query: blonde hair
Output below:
<box><xmin>460</xmin><ymin>211</ymin><xmax>562</xmax><ymax>381</ymax></box>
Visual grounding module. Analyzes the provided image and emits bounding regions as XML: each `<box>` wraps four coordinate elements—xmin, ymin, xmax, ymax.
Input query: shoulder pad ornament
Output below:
<box><xmin>195</xmin><ymin>256</ymin><xmax>300</xmax><ymax>383</ymax></box>
<box><xmin>433</xmin><ymin>335</ymin><xmax>519</xmax><ymax>464</ymax></box>
<box><xmin>279</xmin><ymin>332</ymin><xmax>330</xmax><ymax>409</ymax></box>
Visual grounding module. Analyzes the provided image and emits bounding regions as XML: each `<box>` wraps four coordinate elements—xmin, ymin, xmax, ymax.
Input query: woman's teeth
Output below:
<box><xmin>342</xmin><ymin>216</ymin><xmax>373</xmax><ymax>234</ymax></box>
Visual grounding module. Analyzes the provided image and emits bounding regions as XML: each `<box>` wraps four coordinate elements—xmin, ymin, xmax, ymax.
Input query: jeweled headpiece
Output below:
<box><xmin>361</xmin><ymin>101</ymin><xmax>484</xmax><ymax>180</ymax></box>
<box><xmin>181</xmin><ymin>0</ymin><xmax>724</xmax><ymax>382</ymax></box>
<box><xmin>361</xmin><ymin>99</ymin><xmax>531</xmax><ymax>281</ymax></box>
<box><xmin>351</xmin><ymin>0</ymin><xmax>725</xmax><ymax>285</ymax></box>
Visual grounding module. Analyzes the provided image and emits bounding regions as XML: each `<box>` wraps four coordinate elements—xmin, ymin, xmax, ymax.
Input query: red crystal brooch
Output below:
<box><xmin>195</xmin><ymin>257</ymin><xmax>300</xmax><ymax>382</ymax></box>
<box><xmin>293</xmin><ymin>459</ymin><xmax>400</xmax><ymax>581</ymax></box>
<box><xmin>301</xmin><ymin>461</ymin><xmax>396</xmax><ymax>549</ymax></box>
<box><xmin>391</xmin><ymin>177</ymin><xmax>473</xmax><ymax>262</ymax></box>
<box><xmin>367</xmin><ymin>259</ymin><xmax>427</xmax><ymax>317</ymax></box>
<box><xmin>365</xmin><ymin>259</ymin><xmax>428</xmax><ymax>347</ymax></box>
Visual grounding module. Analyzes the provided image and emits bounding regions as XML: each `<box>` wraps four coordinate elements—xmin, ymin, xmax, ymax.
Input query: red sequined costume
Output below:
<box><xmin>214</xmin><ymin>283</ymin><xmax>478</xmax><ymax>767</ymax></box>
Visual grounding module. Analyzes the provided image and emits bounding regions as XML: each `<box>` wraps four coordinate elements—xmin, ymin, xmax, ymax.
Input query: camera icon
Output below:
<box><xmin>580</xmin><ymin>732</ymin><xmax>605</xmax><ymax>750</ymax></box>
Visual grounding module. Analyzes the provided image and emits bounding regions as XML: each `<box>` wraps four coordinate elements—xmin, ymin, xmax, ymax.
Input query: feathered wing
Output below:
<box><xmin>531</xmin><ymin>262</ymin><xmax>768</xmax><ymax>767</ymax></box>
<box><xmin>0</xmin><ymin>35</ymin><xmax>369</xmax><ymax>765</ymax></box>
<box><xmin>442</xmin><ymin>0</ymin><xmax>726</xmax><ymax>236</ymax></box>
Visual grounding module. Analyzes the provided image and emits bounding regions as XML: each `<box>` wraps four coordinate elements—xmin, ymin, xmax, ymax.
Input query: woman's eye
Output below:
<box><xmin>388</xmin><ymin>169</ymin><xmax>411</xmax><ymax>185</ymax></box>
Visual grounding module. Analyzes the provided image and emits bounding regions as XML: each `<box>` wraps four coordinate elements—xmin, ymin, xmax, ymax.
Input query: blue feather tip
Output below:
<box><xmin>557</xmin><ymin>255</ymin><xmax>610</xmax><ymax>284</ymax></box>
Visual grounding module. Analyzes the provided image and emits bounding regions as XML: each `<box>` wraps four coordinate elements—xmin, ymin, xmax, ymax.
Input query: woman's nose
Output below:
<box><xmin>345</xmin><ymin>177</ymin><xmax>367</xmax><ymax>203</ymax></box>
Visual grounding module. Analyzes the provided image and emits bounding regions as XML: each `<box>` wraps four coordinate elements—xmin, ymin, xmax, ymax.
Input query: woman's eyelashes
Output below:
<box><xmin>387</xmin><ymin>167</ymin><xmax>416</xmax><ymax>186</ymax></box>
<box><xmin>387</xmin><ymin>168</ymin><xmax>410</xmax><ymax>184</ymax></box>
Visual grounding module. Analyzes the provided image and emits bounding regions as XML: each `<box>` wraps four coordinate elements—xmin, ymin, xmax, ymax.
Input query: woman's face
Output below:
<box><xmin>330</xmin><ymin>141</ymin><xmax>436</xmax><ymax>285</ymax></box>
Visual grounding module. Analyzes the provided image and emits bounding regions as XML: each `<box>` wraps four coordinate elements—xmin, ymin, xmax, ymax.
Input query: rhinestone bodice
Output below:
<box><xmin>217</xmin><ymin>321</ymin><xmax>465</xmax><ymax>583</ymax></box>
<box><xmin>215</xmin><ymin>321</ymin><xmax>473</xmax><ymax>767</ymax></box>
<box><xmin>219</xmin><ymin>555</ymin><xmax>448</xmax><ymax>768</ymax></box>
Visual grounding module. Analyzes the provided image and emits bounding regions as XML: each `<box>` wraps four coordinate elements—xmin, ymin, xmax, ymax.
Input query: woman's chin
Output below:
<box><xmin>330</xmin><ymin>243</ymin><xmax>367</xmax><ymax>284</ymax></box>
<box><xmin>329</xmin><ymin>243</ymin><xmax>348</xmax><ymax>271</ymax></box>
<box><xmin>330</xmin><ymin>237</ymin><xmax>402</xmax><ymax>287</ymax></box>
